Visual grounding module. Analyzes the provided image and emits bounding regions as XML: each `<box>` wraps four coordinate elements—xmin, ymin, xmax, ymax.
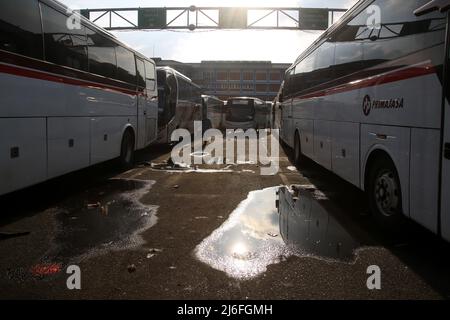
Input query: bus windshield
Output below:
<box><xmin>226</xmin><ymin>99</ymin><xmax>255</xmax><ymax>122</ymax></box>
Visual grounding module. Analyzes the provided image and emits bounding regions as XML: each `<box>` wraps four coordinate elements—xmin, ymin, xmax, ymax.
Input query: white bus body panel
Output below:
<box><xmin>90</xmin><ymin>117</ymin><xmax>137</xmax><ymax>165</ymax></box>
<box><xmin>0</xmin><ymin>118</ymin><xmax>47</xmax><ymax>195</ymax></box>
<box><xmin>0</xmin><ymin>67</ymin><xmax>144</xmax><ymax>194</ymax></box>
<box><xmin>0</xmin><ymin>67</ymin><xmax>66</xmax><ymax>117</ymax></box>
<box><xmin>331</xmin><ymin>121</ymin><xmax>360</xmax><ymax>187</ymax></box>
<box><xmin>313</xmin><ymin>120</ymin><xmax>332</xmax><ymax>170</ymax></box>
<box><xmin>410</xmin><ymin>128</ymin><xmax>440</xmax><ymax>233</ymax></box>
<box><xmin>294</xmin><ymin>119</ymin><xmax>314</xmax><ymax>160</ymax></box>
<box><xmin>47</xmin><ymin>117</ymin><xmax>91</xmax><ymax>179</ymax></box>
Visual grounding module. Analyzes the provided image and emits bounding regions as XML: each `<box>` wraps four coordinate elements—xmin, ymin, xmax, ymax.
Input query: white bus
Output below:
<box><xmin>156</xmin><ymin>66</ymin><xmax>203</xmax><ymax>143</ymax></box>
<box><xmin>279</xmin><ymin>0</ymin><xmax>450</xmax><ymax>241</ymax></box>
<box><xmin>0</xmin><ymin>0</ymin><xmax>158</xmax><ymax>196</ymax></box>
<box><xmin>224</xmin><ymin>97</ymin><xmax>264</xmax><ymax>130</ymax></box>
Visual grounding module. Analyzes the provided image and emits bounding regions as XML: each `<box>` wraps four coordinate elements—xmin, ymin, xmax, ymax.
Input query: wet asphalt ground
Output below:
<box><xmin>1</xmin><ymin>135</ymin><xmax>450</xmax><ymax>299</ymax></box>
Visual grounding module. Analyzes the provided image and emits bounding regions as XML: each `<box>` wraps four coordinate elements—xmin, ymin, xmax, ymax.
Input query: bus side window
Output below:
<box><xmin>116</xmin><ymin>46</ymin><xmax>136</xmax><ymax>84</ymax></box>
<box><xmin>136</xmin><ymin>58</ymin><xmax>146</xmax><ymax>88</ymax></box>
<box><xmin>41</xmin><ymin>4</ymin><xmax>88</xmax><ymax>72</ymax></box>
<box><xmin>144</xmin><ymin>61</ymin><xmax>156</xmax><ymax>91</ymax></box>
<box><xmin>0</xmin><ymin>0</ymin><xmax>43</xmax><ymax>59</ymax></box>
<box><xmin>86</xmin><ymin>28</ymin><xmax>117</xmax><ymax>79</ymax></box>
<box><xmin>167</xmin><ymin>74</ymin><xmax>177</xmax><ymax>119</ymax></box>
<box><xmin>361</xmin><ymin>0</ymin><xmax>445</xmax><ymax>66</ymax></box>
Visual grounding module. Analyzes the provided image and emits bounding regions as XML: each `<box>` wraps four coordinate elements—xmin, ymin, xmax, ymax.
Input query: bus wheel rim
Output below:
<box><xmin>374</xmin><ymin>170</ymin><xmax>399</xmax><ymax>217</ymax></box>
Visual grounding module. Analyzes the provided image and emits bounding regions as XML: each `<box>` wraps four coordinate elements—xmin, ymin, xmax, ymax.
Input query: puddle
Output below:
<box><xmin>278</xmin><ymin>186</ymin><xmax>359</xmax><ymax>262</ymax></box>
<box><xmin>195</xmin><ymin>187</ymin><xmax>289</xmax><ymax>279</ymax></box>
<box><xmin>195</xmin><ymin>185</ymin><xmax>360</xmax><ymax>280</ymax></box>
<box><xmin>42</xmin><ymin>178</ymin><xmax>158</xmax><ymax>264</ymax></box>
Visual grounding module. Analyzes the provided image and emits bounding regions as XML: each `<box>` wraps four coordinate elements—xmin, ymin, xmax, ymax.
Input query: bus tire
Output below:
<box><xmin>367</xmin><ymin>155</ymin><xmax>403</xmax><ymax>228</ymax></box>
<box><xmin>119</xmin><ymin>129</ymin><xmax>135</xmax><ymax>168</ymax></box>
<box><xmin>293</xmin><ymin>131</ymin><xmax>303</xmax><ymax>167</ymax></box>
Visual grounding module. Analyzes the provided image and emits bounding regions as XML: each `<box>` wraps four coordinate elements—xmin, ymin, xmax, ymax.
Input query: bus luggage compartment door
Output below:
<box><xmin>0</xmin><ymin>118</ymin><xmax>47</xmax><ymax>195</ymax></box>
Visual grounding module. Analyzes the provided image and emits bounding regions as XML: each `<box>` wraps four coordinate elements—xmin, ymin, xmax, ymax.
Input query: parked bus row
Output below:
<box><xmin>275</xmin><ymin>0</ymin><xmax>450</xmax><ymax>241</ymax></box>
<box><xmin>0</xmin><ymin>0</ymin><xmax>208</xmax><ymax>196</ymax></box>
<box><xmin>0</xmin><ymin>0</ymin><xmax>274</xmax><ymax>196</ymax></box>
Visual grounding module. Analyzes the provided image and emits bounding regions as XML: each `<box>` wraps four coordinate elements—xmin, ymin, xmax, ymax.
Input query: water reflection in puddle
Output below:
<box><xmin>278</xmin><ymin>186</ymin><xmax>359</xmax><ymax>262</ymax></box>
<box><xmin>44</xmin><ymin>179</ymin><xmax>158</xmax><ymax>263</ymax></box>
<box><xmin>195</xmin><ymin>187</ymin><xmax>287</xmax><ymax>279</ymax></box>
<box><xmin>195</xmin><ymin>185</ymin><xmax>360</xmax><ymax>279</ymax></box>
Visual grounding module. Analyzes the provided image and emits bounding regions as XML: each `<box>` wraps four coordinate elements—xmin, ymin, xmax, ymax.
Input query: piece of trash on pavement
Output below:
<box><xmin>0</xmin><ymin>231</ymin><xmax>31</xmax><ymax>240</ymax></box>
<box><xmin>87</xmin><ymin>202</ymin><xmax>101</xmax><ymax>209</ymax></box>
<box><xmin>30</xmin><ymin>263</ymin><xmax>62</xmax><ymax>276</ymax></box>
<box><xmin>127</xmin><ymin>264</ymin><xmax>136</xmax><ymax>273</ymax></box>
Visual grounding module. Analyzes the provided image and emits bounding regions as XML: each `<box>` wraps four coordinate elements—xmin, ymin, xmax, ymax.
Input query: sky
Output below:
<box><xmin>59</xmin><ymin>0</ymin><xmax>358</xmax><ymax>63</ymax></box>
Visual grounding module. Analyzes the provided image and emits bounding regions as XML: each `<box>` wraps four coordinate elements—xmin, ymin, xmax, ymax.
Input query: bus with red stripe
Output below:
<box><xmin>0</xmin><ymin>0</ymin><xmax>158</xmax><ymax>195</ymax></box>
<box><xmin>279</xmin><ymin>0</ymin><xmax>450</xmax><ymax>240</ymax></box>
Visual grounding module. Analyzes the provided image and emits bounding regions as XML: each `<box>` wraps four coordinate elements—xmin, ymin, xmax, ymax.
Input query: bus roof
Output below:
<box><xmin>157</xmin><ymin>66</ymin><xmax>201</xmax><ymax>89</ymax></box>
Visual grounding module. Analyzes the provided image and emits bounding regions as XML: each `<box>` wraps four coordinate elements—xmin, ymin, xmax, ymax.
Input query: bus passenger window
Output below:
<box><xmin>41</xmin><ymin>4</ymin><xmax>88</xmax><ymax>71</ymax></box>
<box><xmin>116</xmin><ymin>46</ymin><xmax>136</xmax><ymax>84</ymax></box>
<box><xmin>144</xmin><ymin>61</ymin><xmax>156</xmax><ymax>91</ymax></box>
<box><xmin>136</xmin><ymin>59</ymin><xmax>146</xmax><ymax>88</ymax></box>
<box><xmin>86</xmin><ymin>29</ymin><xmax>117</xmax><ymax>79</ymax></box>
<box><xmin>0</xmin><ymin>0</ymin><xmax>43</xmax><ymax>59</ymax></box>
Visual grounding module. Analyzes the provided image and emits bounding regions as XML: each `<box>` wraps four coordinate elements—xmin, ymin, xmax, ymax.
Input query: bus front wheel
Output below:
<box><xmin>119</xmin><ymin>129</ymin><xmax>135</xmax><ymax>168</ymax></box>
<box><xmin>367</xmin><ymin>156</ymin><xmax>403</xmax><ymax>228</ymax></box>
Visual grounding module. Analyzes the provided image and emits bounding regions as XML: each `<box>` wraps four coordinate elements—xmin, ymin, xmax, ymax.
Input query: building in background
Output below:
<box><xmin>153</xmin><ymin>59</ymin><xmax>289</xmax><ymax>101</ymax></box>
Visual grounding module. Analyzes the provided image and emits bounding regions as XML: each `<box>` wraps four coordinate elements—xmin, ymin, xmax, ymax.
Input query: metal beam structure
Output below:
<box><xmin>79</xmin><ymin>6</ymin><xmax>347</xmax><ymax>31</ymax></box>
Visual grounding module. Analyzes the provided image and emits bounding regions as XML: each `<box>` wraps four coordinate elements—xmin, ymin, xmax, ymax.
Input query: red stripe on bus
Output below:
<box><xmin>294</xmin><ymin>64</ymin><xmax>437</xmax><ymax>101</ymax></box>
<box><xmin>0</xmin><ymin>63</ymin><xmax>137</xmax><ymax>96</ymax></box>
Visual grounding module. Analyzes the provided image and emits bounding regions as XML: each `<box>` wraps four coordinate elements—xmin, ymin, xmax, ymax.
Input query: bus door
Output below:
<box><xmin>136</xmin><ymin>58</ymin><xmax>157</xmax><ymax>147</ymax></box>
<box><xmin>165</xmin><ymin>74</ymin><xmax>178</xmax><ymax>140</ymax></box>
<box><xmin>157</xmin><ymin>71</ymin><xmax>178</xmax><ymax>143</ymax></box>
<box><xmin>143</xmin><ymin>60</ymin><xmax>158</xmax><ymax>145</ymax></box>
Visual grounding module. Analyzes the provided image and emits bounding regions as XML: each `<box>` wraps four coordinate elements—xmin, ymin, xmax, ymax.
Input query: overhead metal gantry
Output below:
<box><xmin>79</xmin><ymin>6</ymin><xmax>347</xmax><ymax>31</ymax></box>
